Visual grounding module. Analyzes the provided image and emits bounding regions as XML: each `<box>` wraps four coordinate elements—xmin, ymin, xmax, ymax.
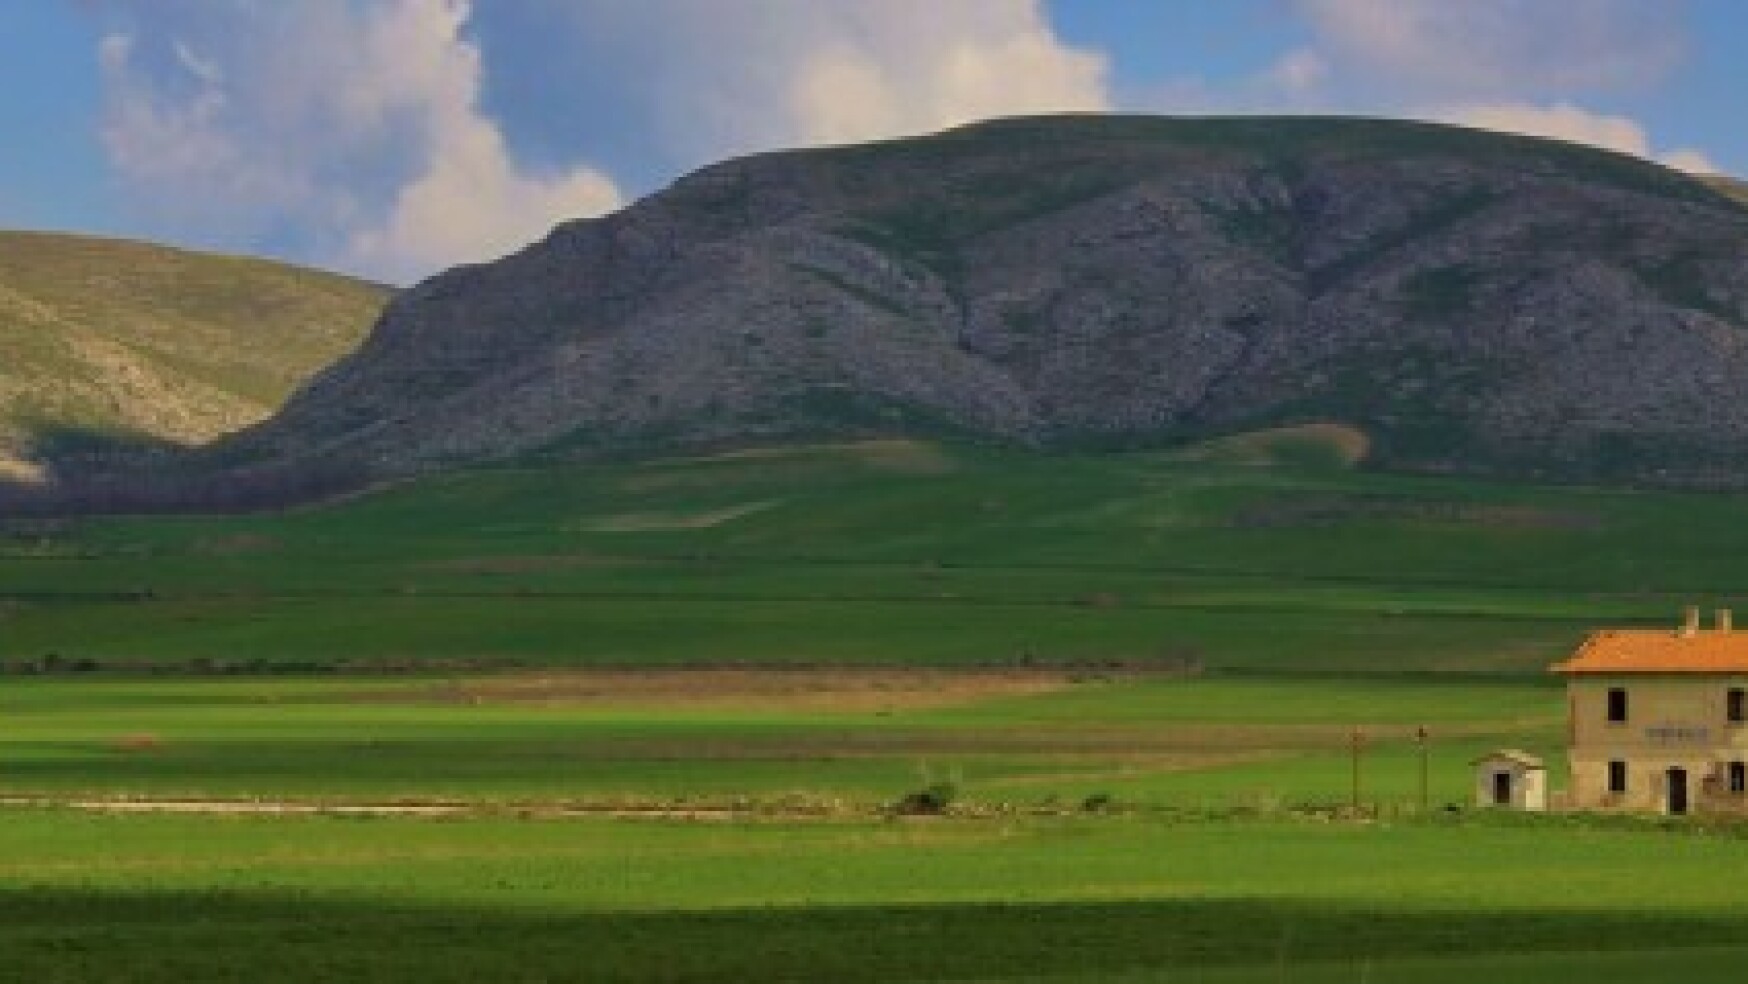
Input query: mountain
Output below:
<box><xmin>1702</xmin><ymin>175</ymin><xmax>1748</xmax><ymax>208</ymax></box>
<box><xmin>227</xmin><ymin>115</ymin><xmax>1748</xmax><ymax>485</ymax></box>
<box><xmin>0</xmin><ymin>231</ymin><xmax>386</xmax><ymax>480</ymax></box>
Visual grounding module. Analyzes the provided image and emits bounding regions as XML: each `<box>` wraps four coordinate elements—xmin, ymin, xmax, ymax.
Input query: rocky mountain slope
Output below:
<box><xmin>229</xmin><ymin>115</ymin><xmax>1748</xmax><ymax>485</ymax></box>
<box><xmin>0</xmin><ymin>232</ymin><xmax>385</xmax><ymax>479</ymax></box>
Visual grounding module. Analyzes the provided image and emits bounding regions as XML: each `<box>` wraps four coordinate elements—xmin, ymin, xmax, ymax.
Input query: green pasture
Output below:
<box><xmin>3</xmin><ymin>809</ymin><xmax>1748</xmax><ymax>982</ymax></box>
<box><xmin>0</xmin><ymin>673</ymin><xmax>1558</xmax><ymax>805</ymax></box>
<box><xmin>5</xmin><ymin>438</ymin><xmax>1747</xmax><ymax>981</ymax></box>
<box><xmin>3</xmin><ymin>439</ymin><xmax>1745</xmax><ymax>670</ymax></box>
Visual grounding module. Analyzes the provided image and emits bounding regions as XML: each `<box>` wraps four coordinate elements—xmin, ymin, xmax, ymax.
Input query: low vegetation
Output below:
<box><xmin>0</xmin><ymin>667</ymin><xmax>1728</xmax><ymax>981</ymax></box>
<box><xmin>5</xmin><ymin>809</ymin><xmax>1748</xmax><ymax>982</ymax></box>
<box><xmin>0</xmin><ymin>437</ymin><xmax>1741</xmax><ymax>670</ymax></box>
<box><xmin>0</xmin><ymin>672</ymin><xmax>1556</xmax><ymax>805</ymax></box>
<box><xmin>7</xmin><ymin>436</ymin><xmax>1748</xmax><ymax>979</ymax></box>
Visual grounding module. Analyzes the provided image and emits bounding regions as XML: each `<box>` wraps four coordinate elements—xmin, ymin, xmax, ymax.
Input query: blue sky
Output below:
<box><xmin>3</xmin><ymin>1</ymin><xmax>1743</xmax><ymax>284</ymax></box>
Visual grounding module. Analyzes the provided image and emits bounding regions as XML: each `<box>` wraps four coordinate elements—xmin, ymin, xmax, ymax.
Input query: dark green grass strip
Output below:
<box><xmin>4</xmin><ymin>890</ymin><xmax>1746</xmax><ymax>983</ymax></box>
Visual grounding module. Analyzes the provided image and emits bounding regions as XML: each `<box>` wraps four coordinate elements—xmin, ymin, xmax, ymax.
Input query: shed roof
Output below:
<box><xmin>1471</xmin><ymin>749</ymin><xmax>1544</xmax><ymax>769</ymax></box>
<box><xmin>1552</xmin><ymin>629</ymin><xmax>1748</xmax><ymax>674</ymax></box>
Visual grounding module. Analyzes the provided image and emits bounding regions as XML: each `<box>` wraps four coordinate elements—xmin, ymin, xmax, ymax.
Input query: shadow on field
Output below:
<box><xmin>4</xmin><ymin>889</ymin><xmax>1748</xmax><ymax>983</ymax></box>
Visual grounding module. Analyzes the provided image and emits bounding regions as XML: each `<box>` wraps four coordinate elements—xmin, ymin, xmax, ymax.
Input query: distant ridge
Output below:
<box><xmin>0</xmin><ymin>231</ymin><xmax>386</xmax><ymax>477</ymax></box>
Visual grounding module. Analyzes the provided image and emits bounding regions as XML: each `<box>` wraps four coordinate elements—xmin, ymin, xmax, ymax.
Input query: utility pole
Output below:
<box><xmin>1415</xmin><ymin>726</ymin><xmax>1430</xmax><ymax>814</ymax></box>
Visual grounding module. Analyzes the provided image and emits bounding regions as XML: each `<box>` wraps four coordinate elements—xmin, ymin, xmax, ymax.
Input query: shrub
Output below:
<box><xmin>1081</xmin><ymin>793</ymin><xmax>1114</xmax><ymax>813</ymax></box>
<box><xmin>894</xmin><ymin>782</ymin><xmax>958</xmax><ymax>815</ymax></box>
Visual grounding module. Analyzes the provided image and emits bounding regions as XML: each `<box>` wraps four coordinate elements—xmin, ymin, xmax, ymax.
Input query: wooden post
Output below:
<box><xmin>1415</xmin><ymin>726</ymin><xmax>1430</xmax><ymax>814</ymax></box>
<box><xmin>1350</xmin><ymin>728</ymin><xmax>1366</xmax><ymax>812</ymax></box>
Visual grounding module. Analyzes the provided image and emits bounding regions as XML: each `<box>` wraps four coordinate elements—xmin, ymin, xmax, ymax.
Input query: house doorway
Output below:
<box><xmin>1492</xmin><ymin>771</ymin><xmax>1512</xmax><ymax>806</ymax></box>
<box><xmin>1667</xmin><ymin>768</ymin><xmax>1689</xmax><ymax>815</ymax></box>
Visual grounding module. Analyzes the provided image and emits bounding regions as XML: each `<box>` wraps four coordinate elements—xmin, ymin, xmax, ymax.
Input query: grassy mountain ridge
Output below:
<box><xmin>0</xmin><ymin>231</ymin><xmax>385</xmax><ymax>476</ymax></box>
<box><xmin>1701</xmin><ymin>174</ymin><xmax>1748</xmax><ymax>207</ymax></box>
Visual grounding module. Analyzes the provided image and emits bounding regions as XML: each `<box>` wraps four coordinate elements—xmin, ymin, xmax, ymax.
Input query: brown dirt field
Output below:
<box><xmin>314</xmin><ymin>716</ymin><xmax>1546</xmax><ymax>761</ymax></box>
<box><xmin>359</xmin><ymin>668</ymin><xmax>1085</xmax><ymax>713</ymax></box>
<box><xmin>1170</xmin><ymin>422</ymin><xmax>1371</xmax><ymax>468</ymax></box>
<box><xmin>975</xmin><ymin>752</ymin><xmax>1288</xmax><ymax>788</ymax></box>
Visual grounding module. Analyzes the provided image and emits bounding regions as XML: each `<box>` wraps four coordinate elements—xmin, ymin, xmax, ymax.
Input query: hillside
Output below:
<box><xmin>1702</xmin><ymin>174</ymin><xmax>1748</xmax><ymax>207</ymax></box>
<box><xmin>224</xmin><ymin>114</ymin><xmax>1748</xmax><ymax>486</ymax></box>
<box><xmin>0</xmin><ymin>231</ymin><xmax>386</xmax><ymax>479</ymax></box>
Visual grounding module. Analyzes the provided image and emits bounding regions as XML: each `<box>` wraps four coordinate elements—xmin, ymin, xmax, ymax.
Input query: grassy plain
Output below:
<box><xmin>4</xmin><ymin>438</ymin><xmax>1744</xmax><ymax>670</ymax></box>
<box><xmin>4</xmin><ymin>809</ymin><xmax>1748</xmax><ymax>982</ymax></box>
<box><xmin>0</xmin><ymin>671</ymin><xmax>1558</xmax><ymax>805</ymax></box>
<box><xmin>8</xmin><ymin>438</ymin><xmax>1748</xmax><ymax>980</ymax></box>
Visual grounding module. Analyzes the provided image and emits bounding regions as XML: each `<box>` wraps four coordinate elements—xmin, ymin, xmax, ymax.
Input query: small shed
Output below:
<box><xmin>1472</xmin><ymin>750</ymin><xmax>1547</xmax><ymax>811</ymax></box>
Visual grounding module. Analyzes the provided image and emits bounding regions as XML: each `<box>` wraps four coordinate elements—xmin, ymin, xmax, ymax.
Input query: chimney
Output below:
<box><xmin>1682</xmin><ymin>605</ymin><xmax>1701</xmax><ymax>637</ymax></box>
<box><xmin>1721</xmin><ymin>609</ymin><xmax>1735</xmax><ymax>633</ymax></box>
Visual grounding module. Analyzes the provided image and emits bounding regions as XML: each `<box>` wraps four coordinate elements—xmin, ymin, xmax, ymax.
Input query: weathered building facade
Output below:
<box><xmin>1553</xmin><ymin>608</ymin><xmax>1748</xmax><ymax>815</ymax></box>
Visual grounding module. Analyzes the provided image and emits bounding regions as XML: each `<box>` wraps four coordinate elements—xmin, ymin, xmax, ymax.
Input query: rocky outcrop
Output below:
<box><xmin>230</xmin><ymin>115</ymin><xmax>1748</xmax><ymax>484</ymax></box>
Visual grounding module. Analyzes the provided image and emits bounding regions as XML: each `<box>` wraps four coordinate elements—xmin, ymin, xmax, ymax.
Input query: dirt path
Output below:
<box><xmin>0</xmin><ymin>795</ymin><xmax>838</xmax><ymax>821</ymax></box>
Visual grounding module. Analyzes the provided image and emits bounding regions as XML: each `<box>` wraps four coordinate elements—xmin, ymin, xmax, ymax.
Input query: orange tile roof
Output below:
<box><xmin>1552</xmin><ymin>629</ymin><xmax>1748</xmax><ymax>674</ymax></box>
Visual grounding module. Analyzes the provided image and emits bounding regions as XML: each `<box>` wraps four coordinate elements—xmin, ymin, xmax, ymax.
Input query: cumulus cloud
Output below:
<box><xmin>95</xmin><ymin>0</ymin><xmax>621</xmax><ymax>283</ymax></box>
<box><xmin>325</xmin><ymin>0</ymin><xmax>621</xmax><ymax>278</ymax></box>
<box><xmin>1443</xmin><ymin>102</ymin><xmax>1718</xmax><ymax>174</ymax></box>
<box><xmin>782</xmin><ymin>2</ymin><xmax>1109</xmax><ymax>146</ymax></box>
<box><xmin>1295</xmin><ymin>0</ymin><xmax>1686</xmax><ymax>97</ymax></box>
<box><xmin>91</xmin><ymin>0</ymin><xmax>1105</xmax><ymax>280</ymax></box>
<box><xmin>522</xmin><ymin>0</ymin><xmax>1108</xmax><ymax>167</ymax></box>
<box><xmin>1261</xmin><ymin>2</ymin><xmax>1722</xmax><ymax>177</ymax></box>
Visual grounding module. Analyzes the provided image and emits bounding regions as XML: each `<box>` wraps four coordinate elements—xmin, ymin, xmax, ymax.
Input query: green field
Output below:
<box><xmin>2</xmin><ymin>438</ymin><xmax>1740</xmax><ymax>670</ymax></box>
<box><xmin>8</xmin><ymin>439</ymin><xmax>1748</xmax><ymax>979</ymax></box>
<box><xmin>2</xmin><ymin>668</ymin><xmax>1732</xmax><ymax>982</ymax></box>
<box><xmin>0</xmin><ymin>672</ymin><xmax>1558</xmax><ymax>805</ymax></box>
<box><xmin>5</xmin><ymin>809</ymin><xmax>1748</xmax><ymax>982</ymax></box>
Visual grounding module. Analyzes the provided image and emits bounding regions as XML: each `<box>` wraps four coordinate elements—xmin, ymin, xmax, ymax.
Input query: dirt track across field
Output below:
<box><xmin>0</xmin><ymin>795</ymin><xmax>833</xmax><ymax>821</ymax></box>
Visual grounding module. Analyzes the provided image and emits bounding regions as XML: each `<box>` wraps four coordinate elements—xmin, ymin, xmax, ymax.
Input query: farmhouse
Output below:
<box><xmin>1551</xmin><ymin>607</ymin><xmax>1748</xmax><ymax>815</ymax></box>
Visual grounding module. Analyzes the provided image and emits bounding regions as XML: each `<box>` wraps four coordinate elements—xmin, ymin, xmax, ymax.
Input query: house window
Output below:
<box><xmin>1608</xmin><ymin>760</ymin><xmax>1628</xmax><ymax>794</ymax></box>
<box><xmin>1606</xmin><ymin>688</ymin><xmax>1628</xmax><ymax>723</ymax></box>
<box><xmin>1731</xmin><ymin>761</ymin><xmax>1747</xmax><ymax>794</ymax></box>
<box><xmin>1730</xmin><ymin>689</ymin><xmax>1746</xmax><ymax>724</ymax></box>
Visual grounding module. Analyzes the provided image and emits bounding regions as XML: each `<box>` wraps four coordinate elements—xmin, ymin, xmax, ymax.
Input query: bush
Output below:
<box><xmin>1081</xmin><ymin>793</ymin><xmax>1114</xmax><ymax>813</ymax></box>
<box><xmin>894</xmin><ymin>782</ymin><xmax>958</xmax><ymax>815</ymax></box>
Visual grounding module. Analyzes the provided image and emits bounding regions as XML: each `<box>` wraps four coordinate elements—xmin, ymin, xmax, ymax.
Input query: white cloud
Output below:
<box><xmin>784</xmin><ymin>3</ymin><xmax>1108</xmax><ymax>146</ymax></box>
<box><xmin>1662</xmin><ymin>148</ymin><xmax>1720</xmax><ymax>175</ymax></box>
<box><xmin>1295</xmin><ymin>0</ymin><xmax>1686</xmax><ymax>96</ymax></box>
<box><xmin>535</xmin><ymin>0</ymin><xmax>1108</xmax><ymax>164</ymax></box>
<box><xmin>329</xmin><ymin>0</ymin><xmax>621</xmax><ymax>277</ymax></box>
<box><xmin>96</xmin><ymin>0</ymin><xmax>622</xmax><ymax>283</ymax></box>
<box><xmin>1444</xmin><ymin>102</ymin><xmax>1718</xmax><ymax>174</ymax></box>
<box><xmin>92</xmin><ymin>0</ymin><xmax>1104</xmax><ymax>280</ymax></box>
